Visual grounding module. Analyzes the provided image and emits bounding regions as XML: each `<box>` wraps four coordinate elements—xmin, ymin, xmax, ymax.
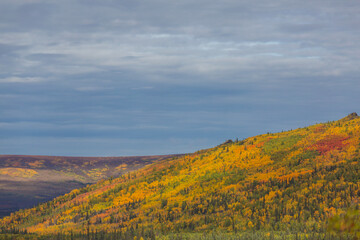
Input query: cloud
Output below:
<box><xmin>0</xmin><ymin>0</ymin><xmax>359</xmax><ymax>155</ymax></box>
<box><xmin>0</xmin><ymin>76</ymin><xmax>45</xmax><ymax>83</ymax></box>
<box><xmin>75</xmin><ymin>86</ymin><xmax>113</xmax><ymax>92</ymax></box>
<box><xmin>0</xmin><ymin>0</ymin><xmax>359</xmax><ymax>84</ymax></box>
<box><xmin>131</xmin><ymin>86</ymin><xmax>154</xmax><ymax>90</ymax></box>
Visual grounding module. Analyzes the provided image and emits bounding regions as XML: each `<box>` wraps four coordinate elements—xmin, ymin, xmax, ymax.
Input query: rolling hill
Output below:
<box><xmin>0</xmin><ymin>154</ymin><xmax>180</xmax><ymax>218</ymax></box>
<box><xmin>1</xmin><ymin>113</ymin><xmax>359</xmax><ymax>239</ymax></box>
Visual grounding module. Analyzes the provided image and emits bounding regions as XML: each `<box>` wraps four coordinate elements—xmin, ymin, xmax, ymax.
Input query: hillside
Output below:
<box><xmin>1</xmin><ymin>114</ymin><xmax>359</xmax><ymax>238</ymax></box>
<box><xmin>0</xmin><ymin>154</ymin><xmax>180</xmax><ymax>217</ymax></box>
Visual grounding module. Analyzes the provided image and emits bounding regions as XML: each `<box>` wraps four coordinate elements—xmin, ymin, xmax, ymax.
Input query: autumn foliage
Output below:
<box><xmin>1</xmin><ymin>114</ymin><xmax>359</xmax><ymax>238</ymax></box>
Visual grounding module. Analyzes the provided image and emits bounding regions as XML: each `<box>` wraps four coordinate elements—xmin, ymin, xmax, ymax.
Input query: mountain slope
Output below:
<box><xmin>0</xmin><ymin>154</ymin><xmax>180</xmax><ymax>217</ymax></box>
<box><xmin>1</xmin><ymin>114</ymin><xmax>359</xmax><ymax>236</ymax></box>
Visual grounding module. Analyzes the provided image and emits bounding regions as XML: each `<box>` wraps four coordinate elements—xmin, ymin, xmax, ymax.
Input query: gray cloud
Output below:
<box><xmin>0</xmin><ymin>76</ymin><xmax>45</xmax><ymax>83</ymax></box>
<box><xmin>0</xmin><ymin>0</ymin><xmax>359</xmax><ymax>155</ymax></box>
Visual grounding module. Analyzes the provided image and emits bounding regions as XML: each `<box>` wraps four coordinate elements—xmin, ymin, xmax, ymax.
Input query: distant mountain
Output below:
<box><xmin>0</xmin><ymin>154</ymin><xmax>181</xmax><ymax>217</ymax></box>
<box><xmin>1</xmin><ymin>114</ymin><xmax>359</xmax><ymax>238</ymax></box>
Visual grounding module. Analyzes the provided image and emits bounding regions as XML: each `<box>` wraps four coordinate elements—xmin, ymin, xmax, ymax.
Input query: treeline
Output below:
<box><xmin>0</xmin><ymin>230</ymin><xmax>357</xmax><ymax>240</ymax></box>
<box><xmin>0</xmin><ymin>226</ymin><xmax>156</xmax><ymax>240</ymax></box>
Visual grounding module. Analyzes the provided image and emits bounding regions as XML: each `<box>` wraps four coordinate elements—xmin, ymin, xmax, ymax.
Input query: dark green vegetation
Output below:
<box><xmin>0</xmin><ymin>154</ymin><xmax>180</xmax><ymax>217</ymax></box>
<box><xmin>0</xmin><ymin>230</ymin><xmax>356</xmax><ymax>240</ymax></box>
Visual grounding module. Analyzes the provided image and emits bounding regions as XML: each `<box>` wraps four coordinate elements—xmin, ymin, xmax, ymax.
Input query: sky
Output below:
<box><xmin>0</xmin><ymin>0</ymin><xmax>359</xmax><ymax>156</ymax></box>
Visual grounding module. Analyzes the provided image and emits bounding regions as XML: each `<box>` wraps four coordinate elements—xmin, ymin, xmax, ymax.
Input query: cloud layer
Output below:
<box><xmin>1</xmin><ymin>0</ymin><xmax>359</xmax><ymax>156</ymax></box>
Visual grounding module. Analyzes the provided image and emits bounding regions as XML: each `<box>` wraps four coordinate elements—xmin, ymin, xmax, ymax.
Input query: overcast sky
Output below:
<box><xmin>0</xmin><ymin>0</ymin><xmax>359</xmax><ymax>156</ymax></box>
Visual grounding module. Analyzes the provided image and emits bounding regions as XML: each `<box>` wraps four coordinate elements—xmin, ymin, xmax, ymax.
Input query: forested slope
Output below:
<box><xmin>0</xmin><ymin>154</ymin><xmax>179</xmax><ymax>217</ymax></box>
<box><xmin>1</xmin><ymin>114</ymin><xmax>359</xmax><ymax>237</ymax></box>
